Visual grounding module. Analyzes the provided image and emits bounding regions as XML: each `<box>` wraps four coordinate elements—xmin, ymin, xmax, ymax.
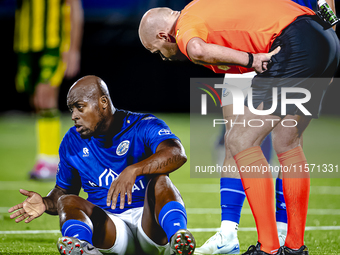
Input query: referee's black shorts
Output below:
<box><xmin>247</xmin><ymin>15</ymin><xmax>340</xmax><ymax>118</ymax></box>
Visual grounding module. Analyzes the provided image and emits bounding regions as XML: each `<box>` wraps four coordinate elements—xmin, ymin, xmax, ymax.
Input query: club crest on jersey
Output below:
<box><xmin>116</xmin><ymin>140</ymin><xmax>130</xmax><ymax>156</ymax></box>
<box><xmin>158</xmin><ymin>129</ymin><xmax>172</xmax><ymax>135</ymax></box>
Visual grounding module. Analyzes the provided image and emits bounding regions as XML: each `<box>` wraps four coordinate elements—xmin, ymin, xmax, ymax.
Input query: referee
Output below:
<box><xmin>139</xmin><ymin>0</ymin><xmax>340</xmax><ymax>254</ymax></box>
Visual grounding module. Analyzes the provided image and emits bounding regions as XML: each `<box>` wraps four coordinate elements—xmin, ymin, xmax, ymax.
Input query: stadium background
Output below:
<box><xmin>1</xmin><ymin>1</ymin><xmax>340</xmax><ymax>254</ymax></box>
<box><xmin>0</xmin><ymin>0</ymin><xmax>340</xmax><ymax>115</ymax></box>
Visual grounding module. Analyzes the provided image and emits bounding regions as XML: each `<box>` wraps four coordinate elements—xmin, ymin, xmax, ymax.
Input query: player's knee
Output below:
<box><xmin>148</xmin><ymin>175</ymin><xmax>171</xmax><ymax>194</ymax></box>
<box><xmin>272</xmin><ymin>135</ymin><xmax>300</xmax><ymax>155</ymax></box>
<box><xmin>228</xmin><ymin>127</ymin><xmax>263</xmax><ymax>155</ymax></box>
<box><xmin>227</xmin><ymin>129</ymin><xmax>245</xmax><ymax>156</ymax></box>
<box><xmin>147</xmin><ymin>175</ymin><xmax>182</xmax><ymax>204</ymax></box>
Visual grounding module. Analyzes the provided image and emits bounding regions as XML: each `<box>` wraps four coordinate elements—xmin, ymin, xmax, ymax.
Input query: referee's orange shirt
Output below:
<box><xmin>175</xmin><ymin>0</ymin><xmax>315</xmax><ymax>74</ymax></box>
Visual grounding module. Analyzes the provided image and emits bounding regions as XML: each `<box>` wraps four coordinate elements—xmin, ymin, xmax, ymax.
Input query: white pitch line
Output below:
<box><xmin>189</xmin><ymin>226</ymin><xmax>340</xmax><ymax>232</ymax></box>
<box><xmin>0</xmin><ymin>230</ymin><xmax>60</xmax><ymax>234</ymax></box>
<box><xmin>2</xmin><ymin>207</ymin><xmax>340</xmax><ymax>215</ymax></box>
<box><xmin>1</xmin><ymin>226</ymin><xmax>340</xmax><ymax>235</ymax></box>
<box><xmin>0</xmin><ymin>181</ymin><xmax>52</xmax><ymax>191</ymax></box>
<box><xmin>191</xmin><ymin>226</ymin><xmax>340</xmax><ymax>232</ymax></box>
<box><xmin>185</xmin><ymin>208</ymin><xmax>340</xmax><ymax>215</ymax></box>
<box><xmin>0</xmin><ymin>207</ymin><xmax>9</xmax><ymax>213</ymax></box>
<box><xmin>175</xmin><ymin>184</ymin><xmax>340</xmax><ymax>195</ymax></box>
<box><xmin>189</xmin><ymin>227</ymin><xmax>256</xmax><ymax>232</ymax></box>
<box><xmin>2</xmin><ymin>182</ymin><xmax>340</xmax><ymax>194</ymax></box>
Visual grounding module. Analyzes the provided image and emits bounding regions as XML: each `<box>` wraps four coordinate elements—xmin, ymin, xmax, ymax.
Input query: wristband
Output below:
<box><xmin>245</xmin><ymin>52</ymin><xmax>253</xmax><ymax>68</ymax></box>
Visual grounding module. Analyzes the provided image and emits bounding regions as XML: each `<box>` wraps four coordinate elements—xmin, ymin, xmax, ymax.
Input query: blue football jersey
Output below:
<box><xmin>292</xmin><ymin>0</ymin><xmax>317</xmax><ymax>11</ymax></box>
<box><xmin>56</xmin><ymin>109</ymin><xmax>180</xmax><ymax>214</ymax></box>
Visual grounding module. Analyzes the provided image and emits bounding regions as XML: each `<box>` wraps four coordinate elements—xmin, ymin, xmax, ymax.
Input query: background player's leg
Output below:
<box><xmin>14</xmin><ymin>52</ymin><xmax>60</xmax><ymax>181</ymax></box>
<box><xmin>221</xmin><ymin>105</ymin><xmax>246</xmax><ymax>240</ymax></box>
<box><xmin>30</xmin><ymin>47</ymin><xmax>68</xmax><ymax>181</ymax></box>
<box><xmin>30</xmin><ymin>83</ymin><xmax>60</xmax><ymax>180</ymax></box>
<box><xmin>141</xmin><ymin>175</ymin><xmax>195</xmax><ymax>255</ymax></box>
<box><xmin>261</xmin><ymin>133</ymin><xmax>272</xmax><ymax>162</ymax></box>
<box><xmin>196</xmin><ymin>105</ymin><xmax>244</xmax><ymax>255</ymax></box>
<box><xmin>57</xmin><ymin>194</ymin><xmax>116</xmax><ymax>249</ymax></box>
<box><xmin>275</xmin><ymin>171</ymin><xmax>287</xmax><ymax>246</ymax></box>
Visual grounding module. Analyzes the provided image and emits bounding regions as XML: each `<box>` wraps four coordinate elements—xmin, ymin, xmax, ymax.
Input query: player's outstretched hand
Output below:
<box><xmin>8</xmin><ymin>189</ymin><xmax>46</xmax><ymax>223</ymax></box>
<box><xmin>252</xmin><ymin>46</ymin><xmax>281</xmax><ymax>73</ymax></box>
<box><xmin>106</xmin><ymin>167</ymin><xmax>137</xmax><ymax>210</ymax></box>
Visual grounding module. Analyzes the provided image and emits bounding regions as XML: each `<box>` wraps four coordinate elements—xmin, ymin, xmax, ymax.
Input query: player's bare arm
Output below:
<box><xmin>8</xmin><ymin>185</ymin><xmax>78</xmax><ymax>223</ymax></box>
<box><xmin>187</xmin><ymin>37</ymin><xmax>281</xmax><ymax>73</ymax></box>
<box><xmin>107</xmin><ymin>138</ymin><xmax>187</xmax><ymax>210</ymax></box>
<box><xmin>43</xmin><ymin>184</ymin><xmax>81</xmax><ymax>215</ymax></box>
<box><xmin>137</xmin><ymin>139</ymin><xmax>187</xmax><ymax>175</ymax></box>
<box><xmin>63</xmin><ymin>0</ymin><xmax>84</xmax><ymax>78</ymax></box>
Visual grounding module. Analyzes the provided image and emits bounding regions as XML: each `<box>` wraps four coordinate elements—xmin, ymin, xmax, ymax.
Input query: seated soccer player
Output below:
<box><xmin>8</xmin><ymin>75</ymin><xmax>196</xmax><ymax>255</ymax></box>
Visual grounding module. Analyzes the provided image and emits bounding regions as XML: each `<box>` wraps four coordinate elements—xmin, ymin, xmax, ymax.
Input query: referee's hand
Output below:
<box><xmin>253</xmin><ymin>46</ymin><xmax>281</xmax><ymax>73</ymax></box>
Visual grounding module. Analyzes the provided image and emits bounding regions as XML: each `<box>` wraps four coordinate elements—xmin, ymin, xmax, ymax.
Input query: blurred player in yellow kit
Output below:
<box><xmin>14</xmin><ymin>0</ymin><xmax>83</xmax><ymax>180</ymax></box>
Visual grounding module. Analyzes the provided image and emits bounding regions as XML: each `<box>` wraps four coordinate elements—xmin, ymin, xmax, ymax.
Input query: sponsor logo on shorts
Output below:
<box><xmin>222</xmin><ymin>88</ymin><xmax>229</xmax><ymax>97</ymax></box>
<box><xmin>88</xmin><ymin>181</ymin><xmax>98</xmax><ymax>187</ymax></box>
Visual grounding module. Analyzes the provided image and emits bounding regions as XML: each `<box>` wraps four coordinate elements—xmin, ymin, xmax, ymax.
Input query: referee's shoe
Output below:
<box><xmin>283</xmin><ymin>245</ymin><xmax>309</xmax><ymax>255</ymax></box>
<box><xmin>242</xmin><ymin>242</ymin><xmax>283</xmax><ymax>255</ymax></box>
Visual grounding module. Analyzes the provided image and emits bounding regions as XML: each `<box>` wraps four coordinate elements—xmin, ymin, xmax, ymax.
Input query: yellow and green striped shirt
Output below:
<box><xmin>14</xmin><ymin>0</ymin><xmax>70</xmax><ymax>53</ymax></box>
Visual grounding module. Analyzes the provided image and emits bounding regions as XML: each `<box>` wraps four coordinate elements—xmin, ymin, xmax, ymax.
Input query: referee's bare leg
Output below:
<box><xmin>228</xmin><ymin>104</ymin><xmax>311</xmax><ymax>253</ymax></box>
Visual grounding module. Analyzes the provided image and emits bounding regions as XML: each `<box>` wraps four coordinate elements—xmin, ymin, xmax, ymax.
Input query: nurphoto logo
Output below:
<box><xmin>200</xmin><ymin>84</ymin><xmax>312</xmax><ymax>116</ymax></box>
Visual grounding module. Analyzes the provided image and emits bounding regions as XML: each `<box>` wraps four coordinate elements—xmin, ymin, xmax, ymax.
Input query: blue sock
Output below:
<box><xmin>220</xmin><ymin>178</ymin><xmax>246</xmax><ymax>224</ymax></box>
<box><xmin>61</xmin><ymin>219</ymin><xmax>93</xmax><ymax>245</ymax></box>
<box><xmin>261</xmin><ymin>133</ymin><xmax>272</xmax><ymax>163</ymax></box>
<box><xmin>275</xmin><ymin>178</ymin><xmax>287</xmax><ymax>224</ymax></box>
<box><xmin>158</xmin><ymin>201</ymin><xmax>187</xmax><ymax>242</ymax></box>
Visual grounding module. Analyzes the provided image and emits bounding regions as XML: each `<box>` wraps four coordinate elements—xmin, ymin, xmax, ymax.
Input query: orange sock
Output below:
<box><xmin>278</xmin><ymin>146</ymin><xmax>310</xmax><ymax>250</ymax></box>
<box><xmin>234</xmin><ymin>146</ymin><xmax>280</xmax><ymax>254</ymax></box>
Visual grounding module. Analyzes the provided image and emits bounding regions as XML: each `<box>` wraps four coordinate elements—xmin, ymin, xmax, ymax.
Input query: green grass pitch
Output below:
<box><xmin>0</xmin><ymin>113</ymin><xmax>339</xmax><ymax>254</ymax></box>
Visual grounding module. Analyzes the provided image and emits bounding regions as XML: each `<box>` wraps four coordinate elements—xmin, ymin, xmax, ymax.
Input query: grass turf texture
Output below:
<box><xmin>0</xmin><ymin>113</ymin><xmax>339</xmax><ymax>254</ymax></box>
